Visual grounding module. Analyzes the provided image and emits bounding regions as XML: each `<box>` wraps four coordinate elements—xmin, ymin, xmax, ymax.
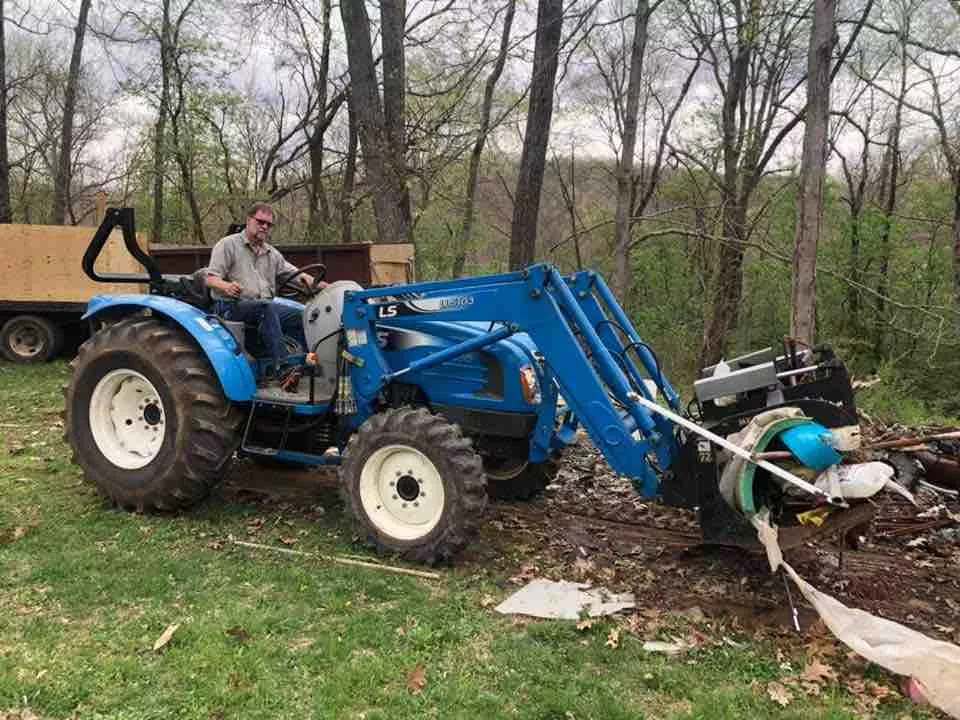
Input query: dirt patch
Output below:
<box><xmin>219</xmin><ymin>440</ymin><xmax>960</xmax><ymax>641</ymax></box>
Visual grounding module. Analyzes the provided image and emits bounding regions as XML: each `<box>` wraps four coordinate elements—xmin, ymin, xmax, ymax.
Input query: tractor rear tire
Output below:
<box><xmin>64</xmin><ymin>316</ymin><xmax>244</xmax><ymax>512</ymax></box>
<box><xmin>339</xmin><ymin>407</ymin><xmax>487</xmax><ymax>563</ymax></box>
<box><xmin>1</xmin><ymin>314</ymin><xmax>63</xmax><ymax>363</ymax></box>
<box><xmin>484</xmin><ymin>455</ymin><xmax>560</xmax><ymax>501</ymax></box>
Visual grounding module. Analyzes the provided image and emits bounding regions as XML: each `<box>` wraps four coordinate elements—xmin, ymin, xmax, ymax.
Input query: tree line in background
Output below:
<box><xmin>0</xmin><ymin>0</ymin><xmax>958</xmax><ymax>414</ymax></box>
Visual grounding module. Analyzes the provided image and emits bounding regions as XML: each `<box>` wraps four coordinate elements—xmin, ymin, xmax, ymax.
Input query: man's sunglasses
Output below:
<box><xmin>252</xmin><ymin>217</ymin><xmax>274</xmax><ymax>229</ymax></box>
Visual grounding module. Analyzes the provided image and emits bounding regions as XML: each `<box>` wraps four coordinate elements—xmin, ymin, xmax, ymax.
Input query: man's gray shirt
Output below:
<box><xmin>206</xmin><ymin>232</ymin><xmax>298</xmax><ymax>301</ymax></box>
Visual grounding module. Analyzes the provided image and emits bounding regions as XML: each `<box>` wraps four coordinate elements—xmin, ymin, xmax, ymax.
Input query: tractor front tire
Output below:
<box><xmin>64</xmin><ymin>316</ymin><xmax>243</xmax><ymax>512</ymax></box>
<box><xmin>484</xmin><ymin>455</ymin><xmax>560</xmax><ymax>501</ymax></box>
<box><xmin>339</xmin><ymin>407</ymin><xmax>487</xmax><ymax>563</ymax></box>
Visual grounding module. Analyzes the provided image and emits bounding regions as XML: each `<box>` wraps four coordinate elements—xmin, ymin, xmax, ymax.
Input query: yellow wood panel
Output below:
<box><xmin>370</xmin><ymin>243</ymin><xmax>415</xmax><ymax>264</ymax></box>
<box><xmin>369</xmin><ymin>243</ymin><xmax>414</xmax><ymax>285</ymax></box>
<box><xmin>0</xmin><ymin>224</ymin><xmax>149</xmax><ymax>302</ymax></box>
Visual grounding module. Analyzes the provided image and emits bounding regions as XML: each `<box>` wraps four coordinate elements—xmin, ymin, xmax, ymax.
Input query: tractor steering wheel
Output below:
<box><xmin>277</xmin><ymin>263</ymin><xmax>327</xmax><ymax>298</ymax></box>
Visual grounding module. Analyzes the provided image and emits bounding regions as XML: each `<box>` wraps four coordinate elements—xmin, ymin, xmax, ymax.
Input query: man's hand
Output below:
<box><xmin>207</xmin><ymin>275</ymin><xmax>243</xmax><ymax>298</ymax></box>
<box><xmin>299</xmin><ymin>274</ymin><xmax>328</xmax><ymax>292</ymax></box>
<box><xmin>223</xmin><ymin>281</ymin><xmax>244</xmax><ymax>297</ymax></box>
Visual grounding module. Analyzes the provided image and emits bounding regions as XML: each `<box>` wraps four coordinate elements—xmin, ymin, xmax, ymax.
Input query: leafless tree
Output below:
<box><xmin>0</xmin><ymin>0</ymin><xmax>11</xmax><ymax>222</ymax></box>
<box><xmin>452</xmin><ymin>0</ymin><xmax>516</xmax><ymax>277</ymax></box>
<box><xmin>582</xmin><ymin>0</ymin><xmax>702</xmax><ymax>300</ymax></box>
<box><xmin>790</xmin><ymin>0</ymin><xmax>837</xmax><ymax>343</ymax></box>
<box><xmin>340</xmin><ymin>0</ymin><xmax>411</xmax><ymax>243</ymax></box>
<box><xmin>682</xmin><ymin>0</ymin><xmax>872</xmax><ymax>364</ymax></box>
<box><xmin>50</xmin><ymin>0</ymin><xmax>92</xmax><ymax>225</ymax></box>
<box><xmin>831</xmin><ymin>74</ymin><xmax>881</xmax><ymax>331</ymax></box>
<box><xmin>509</xmin><ymin>0</ymin><xmax>563</xmax><ymax>269</ymax></box>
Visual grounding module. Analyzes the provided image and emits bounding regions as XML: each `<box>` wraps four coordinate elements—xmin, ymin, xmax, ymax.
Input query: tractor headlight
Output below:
<box><xmin>520</xmin><ymin>365</ymin><xmax>541</xmax><ymax>405</ymax></box>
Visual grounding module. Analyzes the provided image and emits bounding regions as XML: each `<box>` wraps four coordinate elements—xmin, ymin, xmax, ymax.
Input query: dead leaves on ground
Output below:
<box><xmin>766</xmin><ymin>681</ymin><xmax>794</xmax><ymax>707</ymax></box>
<box><xmin>0</xmin><ymin>525</ymin><xmax>32</xmax><ymax>544</ymax></box>
<box><xmin>406</xmin><ymin>664</ymin><xmax>427</xmax><ymax>695</ymax></box>
<box><xmin>0</xmin><ymin>710</ymin><xmax>43</xmax><ymax>720</ymax></box>
<box><xmin>801</xmin><ymin>658</ymin><xmax>838</xmax><ymax>685</ymax></box>
<box><xmin>759</xmin><ymin>655</ymin><xmax>899</xmax><ymax>714</ymax></box>
<box><xmin>225</xmin><ymin>626</ymin><xmax>250</xmax><ymax>643</ymax></box>
<box><xmin>152</xmin><ymin>623</ymin><xmax>180</xmax><ymax>652</ymax></box>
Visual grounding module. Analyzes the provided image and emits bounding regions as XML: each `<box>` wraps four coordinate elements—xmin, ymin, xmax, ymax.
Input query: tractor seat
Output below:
<box><xmin>178</xmin><ymin>267</ymin><xmax>215</xmax><ymax>310</ymax></box>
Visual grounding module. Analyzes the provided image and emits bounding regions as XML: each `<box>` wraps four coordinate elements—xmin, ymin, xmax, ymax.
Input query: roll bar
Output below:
<box><xmin>82</xmin><ymin>207</ymin><xmax>163</xmax><ymax>285</ymax></box>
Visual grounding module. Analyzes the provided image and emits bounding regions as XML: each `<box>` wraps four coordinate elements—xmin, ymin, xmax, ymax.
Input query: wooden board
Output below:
<box><xmin>0</xmin><ymin>223</ymin><xmax>148</xmax><ymax>303</ymax></box>
<box><xmin>369</xmin><ymin>243</ymin><xmax>415</xmax><ymax>285</ymax></box>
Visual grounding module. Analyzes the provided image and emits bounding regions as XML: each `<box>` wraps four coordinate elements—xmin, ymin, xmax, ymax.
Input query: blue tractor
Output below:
<box><xmin>65</xmin><ymin>209</ymin><xmax>861</xmax><ymax>562</ymax></box>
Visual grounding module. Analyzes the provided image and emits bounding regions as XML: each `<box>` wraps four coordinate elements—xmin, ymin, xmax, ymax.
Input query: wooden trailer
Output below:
<box><xmin>0</xmin><ymin>223</ymin><xmax>147</xmax><ymax>362</ymax></box>
<box><xmin>1</xmin><ymin>220</ymin><xmax>416</xmax><ymax>363</ymax></box>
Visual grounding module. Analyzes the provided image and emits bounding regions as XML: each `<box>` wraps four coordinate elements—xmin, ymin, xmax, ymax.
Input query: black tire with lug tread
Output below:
<box><xmin>64</xmin><ymin>316</ymin><xmax>244</xmax><ymax>511</ymax></box>
<box><xmin>1</xmin><ymin>314</ymin><xmax>63</xmax><ymax>363</ymax></box>
<box><xmin>484</xmin><ymin>455</ymin><xmax>560</xmax><ymax>501</ymax></box>
<box><xmin>339</xmin><ymin>406</ymin><xmax>487</xmax><ymax>563</ymax></box>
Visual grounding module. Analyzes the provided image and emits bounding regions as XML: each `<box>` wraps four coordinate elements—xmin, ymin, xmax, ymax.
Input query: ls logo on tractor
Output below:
<box><xmin>376</xmin><ymin>295</ymin><xmax>474</xmax><ymax>318</ymax></box>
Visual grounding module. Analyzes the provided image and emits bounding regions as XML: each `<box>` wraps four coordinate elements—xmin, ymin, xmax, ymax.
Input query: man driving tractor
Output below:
<box><xmin>205</xmin><ymin>202</ymin><xmax>324</xmax><ymax>374</ymax></box>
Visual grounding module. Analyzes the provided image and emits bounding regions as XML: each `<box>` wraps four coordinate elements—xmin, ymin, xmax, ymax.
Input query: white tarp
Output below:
<box><xmin>494</xmin><ymin>579</ymin><xmax>635</xmax><ymax>620</ymax></box>
<box><xmin>754</xmin><ymin>512</ymin><xmax>960</xmax><ymax>718</ymax></box>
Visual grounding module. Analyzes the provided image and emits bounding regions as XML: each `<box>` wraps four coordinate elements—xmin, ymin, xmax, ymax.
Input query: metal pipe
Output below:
<box><xmin>385</xmin><ymin>324</ymin><xmax>513</xmax><ymax>381</ymax></box>
<box><xmin>776</xmin><ymin>364</ymin><xmax>820</xmax><ymax>380</ymax></box>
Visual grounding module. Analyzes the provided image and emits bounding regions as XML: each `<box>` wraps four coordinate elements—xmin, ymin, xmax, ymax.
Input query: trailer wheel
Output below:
<box><xmin>339</xmin><ymin>407</ymin><xmax>487</xmax><ymax>563</ymax></box>
<box><xmin>484</xmin><ymin>455</ymin><xmax>560</xmax><ymax>501</ymax></box>
<box><xmin>64</xmin><ymin>316</ymin><xmax>244</xmax><ymax>512</ymax></box>
<box><xmin>0</xmin><ymin>314</ymin><xmax>63</xmax><ymax>363</ymax></box>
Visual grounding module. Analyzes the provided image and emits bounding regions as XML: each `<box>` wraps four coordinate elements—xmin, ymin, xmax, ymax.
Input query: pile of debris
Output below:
<box><xmin>531</xmin><ymin>416</ymin><xmax>960</xmax><ymax>715</ymax></box>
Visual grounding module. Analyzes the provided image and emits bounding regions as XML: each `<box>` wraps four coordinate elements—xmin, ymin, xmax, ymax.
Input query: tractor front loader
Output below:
<box><xmin>64</xmin><ymin>208</ymin><xmax>862</xmax><ymax>563</ymax></box>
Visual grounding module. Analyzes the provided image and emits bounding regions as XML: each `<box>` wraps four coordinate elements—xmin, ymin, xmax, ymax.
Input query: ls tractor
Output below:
<box><xmin>64</xmin><ymin>208</ymin><xmax>861</xmax><ymax>562</ymax></box>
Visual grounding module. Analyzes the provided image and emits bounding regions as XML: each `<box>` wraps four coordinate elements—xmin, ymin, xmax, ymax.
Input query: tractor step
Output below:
<box><xmin>254</xmin><ymin>379</ymin><xmax>333</xmax><ymax>404</ymax></box>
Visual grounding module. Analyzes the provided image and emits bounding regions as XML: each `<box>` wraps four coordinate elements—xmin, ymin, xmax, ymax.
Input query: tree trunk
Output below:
<box><xmin>875</xmin><ymin>106</ymin><xmax>905</xmax><ymax>355</ymax></box>
<box><xmin>340</xmin><ymin>0</ymin><xmax>409</xmax><ymax>243</ymax></box>
<box><xmin>839</xmin><ymin>118</ymin><xmax>870</xmax><ymax>331</ymax></box>
<box><xmin>0</xmin><ymin>0</ymin><xmax>10</xmax><ymax>223</ymax></box>
<box><xmin>612</xmin><ymin>0</ymin><xmax>650</xmax><ymax>301</ymax></box>
<box><xmin>170</xmin><ymin>114</ymin><xmax>204</xmax><ymax>244</ymax></box>
<box><xmin>380</xmin><ymin>0</ymin><xmax>411</xmax><ymax>230</ymax></box>
<box><xmin>340</xmin><ymin>91</ymin><xmax>358</xmax><ymax>245</ymax></box>
<box><xmin>699</xmin><ymin>0</ymin><xmax>754</xmax><ymax>366</ymax></box>
<box><xmin>847</xmin><ymin>206</ymin><xmax>862</xmax><ymax>323</ymax></box>
<box><xmin>151</xmin><ymin>0</ymin><xmax>173</xmax><ymax>244</ymax></box>
<box><xmin>453</xmin><ymin>0</ymin><xmax>515</xmax><ymax>278</ymax></box>
<box><xmin>169</xmin><ymin>36</ymin><xmax>203</xmax><ymax>244</ymax></box>
<box><xmin>307</xmin><ymin>0</ymin><xmax>333</xmax><ymax>243</ymax></box>
<box><xmin>954</xmin><ymin>179</ymin><xmax>960</xmax><ymax>337</ymax></box>
<box><xmin>701</xmin><ymin>200</ymin><xmax>748</xmax><ymax>365</ymax></box>
<box><xmin>509</xmin><ymin>0</ymin><xmax>563</xmax><ymax>270</ymax></box>
<box><xmin>50</xmin><ymin>0</ymin><xmax>93</xmax><ymax>225</ymax></box>
<box><xmin>789</xmin><ymin>0</ymin><xmax>836</xmax><ymax>344</ymax></box>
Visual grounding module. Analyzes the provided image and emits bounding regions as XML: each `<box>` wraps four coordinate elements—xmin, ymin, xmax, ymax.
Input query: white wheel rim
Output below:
<box><xmin>88</xmin><ymin>369</ymin><xmax>166</xmax><ymax>469</ymax></box>
<box><xmin>358</xmin><ymin>444</ymin><xmax>445</xmax><ymax>541</ymax></box>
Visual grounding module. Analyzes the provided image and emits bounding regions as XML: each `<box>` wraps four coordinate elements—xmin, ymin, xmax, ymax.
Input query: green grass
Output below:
<box><xmin>0</xmin><ymin>361</ymin><xmax>932</xmax><ymax>719</ymax></box>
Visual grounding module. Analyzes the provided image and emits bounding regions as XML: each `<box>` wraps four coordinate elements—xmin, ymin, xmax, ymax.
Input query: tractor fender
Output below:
<box><xmin>83</xmin><ymin>294</ymin><xmax>257</xmax><ymax>402</ymax></box>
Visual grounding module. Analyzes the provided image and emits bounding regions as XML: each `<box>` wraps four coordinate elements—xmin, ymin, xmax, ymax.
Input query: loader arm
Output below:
<box><xmin>342</xmin><ymin>264</ymin><xmax>681</xmax><ymax>497</ymax></box>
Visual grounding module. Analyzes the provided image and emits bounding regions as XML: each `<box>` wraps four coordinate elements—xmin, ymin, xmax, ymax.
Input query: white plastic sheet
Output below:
<box><xmin>815</xmin><ymin>462</ymin><xmax>916</xmax><ymax>504</ymax></box>
<box><xmin>494</xmin><ymin>579</ymin><xmax>635</xmax><ymax>620</ymax></box>
<box><xmin>753</xmin><ymin>512</ymin><xmax>960</xmax><ymax>718</ymax></box>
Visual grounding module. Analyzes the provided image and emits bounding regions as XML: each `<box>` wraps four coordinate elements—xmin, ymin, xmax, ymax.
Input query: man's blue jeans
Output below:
<box><xmin>215</xmin><ymin>299</ymin><xmax>306</xmax><ymax>367</ymax></box>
